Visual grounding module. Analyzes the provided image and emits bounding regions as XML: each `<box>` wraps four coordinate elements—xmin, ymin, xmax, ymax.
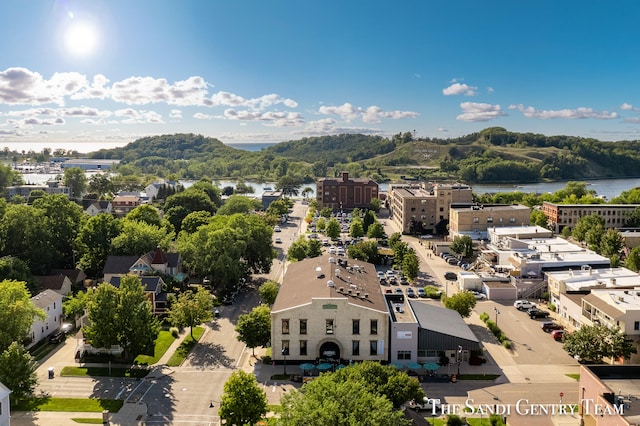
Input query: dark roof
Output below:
<box><xmin>108</xmin><ymin>276</ymin><xmax>163</xmax><ymax>293</ymax></box>
<box><xmin>50</xmin><ymin>268</ymin><xmax>86</xmax><ymax>283</ymax></box>
<box><xmin>34</xmin><ymin>274</ymin><xmax>67</xmax><ymax>291</ymax></box>
<box><xmin>103</xmin><ymin>256</ymin><xmax>139</xmax><ymax>275</ymax></box>
<box><xmin>150</xmin><ymin>247</ymin><xmax>168</xmax><ymax>265</ymax></box>
<box><xmin>409</xmin><ymin>301</ymin><xmax>479</xmax><ymax>343</ymax></box>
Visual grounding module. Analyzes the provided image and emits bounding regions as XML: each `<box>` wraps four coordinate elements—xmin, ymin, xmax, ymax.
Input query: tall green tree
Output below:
<box><xmin>164</xmin><ymin>188</ymin><xmax>217</xmax><ymax>232</ymax></box>
<box><xmin>110</xmin><ymin>220</ymin><xmax>173</xmax><ymax>255</ymax></box>
<box><xmin>0</xmin><ymin>256</ymin><xmax>36</xmax><ymax>295</ymax></box>
<box><xmin>167</xmin><ymin>287</ymin><xmax>213</xmax><ymax>339</ymax></box>
<box><xmin>117</xmin><ymin>276</ymin><xmax>160</xmax><ymax>357</ymax></box>
<box><xmin>325</xmin><ymin>217</ymin><xmax>341</xmax><ymax>239</ymax></box>
<box><xmin>88</xmin><ymin>173</ymin><xmax>113</xmax><ymax>198</ymax></box>
<box><xmin>367</xmin><ymin>222</ymin><xmax>386</xmax><ymax>239</ymax></box>
<box><xmin>572</xmin><ymin>214</ymin><xmax>605</xmax><ymax>243</ymax></box>
<box><xmin>217</xmin><ymin>195</ymin><xmax>262</xmax><ymax>215</ymax></box>
<box><xmin>83</xmin><ymin>283</ymin><xmax>120</xmax><ymax>350</ymax></box>
<box><xmin>219</xmin><ymin>370</ymin><xmax>268</xmax><ymax>426</ymax></box>
<box><xmin>258</xmin><ymin>280</ymin><xmax>279</xmax><ymax>305</ymax></box>
<box><xmin>125</xmin><ymin>204</ymin><xmax>164</xmax><ymax>228</ymax></box>
<box><xmin>563</xmin><ymin>324</ymin><xmax>636</xmax><ymax>364</ymax></box>
<box><xmin>530</xmin><ymin>209</ymin><xmax>549</xmax><ymax>227</ymax></box>
<box><xmin>63</xmin><ymin>289</ymin><xmax>92</xmax><ymax>324</ymax></box>
<box><xmin>599</xmin><ymin>229</ymin><xmax>624</xmax><ymax>257</ymax></box>
<box><xmin>350</xmin><ymin>219</ymin><xmax>365</xmax><ymax>238</ymax></box>
<box><xmin>625</xmin><ymin>247</ymin><xmax>640</xmax><ymax>272</ymax></box>
<box><xmin>450</xmin><ymin>235</ymin><xmax>473</xmax><ymax>258</ymax></box>
<box><xmin>33</xmin><ymin>194</ymin><xmax>86</xmax><ymax>269</ymax></box>
<box><xmin>63</xmin><ymin>167</ymin><xmax>87</xmax><ymax>200</ymax></box>
<box><xmin>401</xmin><ymin>250</ymin><xmax>420</xmax><ymax>281</ymax></box>
<box><xmin>0</xmin><ymin>342</ymin><xmax>39</xmax><ymax>401</ymax></box>
<box><xmin>235</xmin><ymin>305</ymin><xmax>271</xmax><ymax>356</ymax></box>
<box><xmin>0</xmin><ymin>280</ymin><xmax>45</xmax><ymax>351</ymax></box>
<box><xmin>75</xmin><ymin>213</ymin><xmax>122</xmax><ymax>278</ymax></box>
<box><xmin>0</xmin><ymin>204</ymin><xmax>52</xmax><ymax>274</ymax></box>
<box><xmin>444</xmin><ymin>291</ymin><xmax>477</xmax><ymax>318</ymax></box>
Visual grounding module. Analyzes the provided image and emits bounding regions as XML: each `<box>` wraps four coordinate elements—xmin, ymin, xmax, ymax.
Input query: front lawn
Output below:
<box><xmin>134</xmin><ymin>330</ymin><xmax>176</xmax><ymax>365</ymax></box>
<box><xmin>13</xmin><ymin>397</ymin><xmax>123</xmax><ymax>413</ymax></box>
<box><xmin>166</xmin><ymin>326</ymin><xmax>205</xmax><ymax>367</ymax></box>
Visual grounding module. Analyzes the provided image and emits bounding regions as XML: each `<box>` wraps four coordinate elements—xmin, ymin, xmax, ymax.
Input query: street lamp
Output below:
<box><xmin>493</xmin><ymin>307</ymin><xmax>500</xmax><ymax>325</ymax></box>
<box><xmin>282</xmin><ymin>347</ymin><xmax>289</xmax><ymax>376</ymax></box>
<box><xmin>457</xmin><ymin>345</ymin><xmax>462</xmax><ymax>376</ymax></box>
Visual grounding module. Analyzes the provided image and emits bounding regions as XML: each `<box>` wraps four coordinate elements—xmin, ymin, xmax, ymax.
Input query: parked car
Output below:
<box><xmin>447</xmin><ymin>257</ymin><xmax>459</xmax><ymax>265</ymax></box>
<box><xmin>528</xmin><ymin>307</ymin><xmax>550</xmax><ymax>319</ymax></box>
<box><xmin>551</xmin><ymin>330</ymin><xmax>565</xmax><ymax>341</ymax></box>
<box><xmin>275</xmin><ymin>237</ymin><xmax>282</xmax><ymax>244</ymax></box>
<box><xmin>444</xmin><ymin>271</ymin><xmax>458</xmax><ymax>281</ymax></box>
<box><xmin>407</xmin><ymin>288</ymin><xmax>416</xmax><ymax>298</ymax></box>
<box><xmin>541</xmin><ymin>321</ymin><xmax>563</xmax><ymax>332</ymax></box>
<box><xmin>394</xmin><ymin>288</ymin><xmax>403</xmax><ymax>295</ymax></box>
<box><xmin>417</xmin><ymin>288</ymin><xmax>426</xmax><ymax>298</ymax></box>
<box><xmin>409</xmin><ymin>397</ymin><xmax>442</xmax><ymax>412</ymax></box>
<box><xmin>514</xmin><ymin>300</ymin><xmax>535</xmax><ymax>310</ymax></box>
<box><xmin>274</xmin><ymin>226</ymin><xmax>281</xmax><ymax>232</ymax></box>
<box><xmin>377</xmin><ymin>271</ymin><xmax>385</xmax><ymax>279</ymax></box>
<box><xmin>48</xmin><ymin>330</ymin><xmax>65</xmax><ymax>344</ymax></box>
<box><xmin>398</xmin><ymin>276</ymin><xmax>408</xmax><ymax>285</ymax></box>
<box><xmin>419</xmin><ymin>234</ymin><xmax>434</xmax><ymax>239</ymax></box>
<box><xmin>471</xmin><ymin>290</ymin><xmax>486</xmax><ymax>300</ymax></box>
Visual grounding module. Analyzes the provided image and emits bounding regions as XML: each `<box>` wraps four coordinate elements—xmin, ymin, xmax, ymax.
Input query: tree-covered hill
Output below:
<box><xmin>83</xmin><ymin>129</ymin><xmax>640</xmax><ymax>183</ymax></box>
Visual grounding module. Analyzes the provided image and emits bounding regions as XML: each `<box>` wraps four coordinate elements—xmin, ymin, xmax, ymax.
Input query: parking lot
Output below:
<box><xmin>473</xmin><ymin>299</ymin><xmax>578</xmax><ymax>365</ymax></box>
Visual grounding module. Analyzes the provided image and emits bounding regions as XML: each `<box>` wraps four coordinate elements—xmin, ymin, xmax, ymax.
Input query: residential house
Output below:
<box><xmin>144</xmin><ymin>180</ymin><xmax>180</xmax><ymax>201</ymax></box>
<box><xmin>29</xmin><ymin>290</ymin><xmax>63</xmax><ymax>347</ymax></box>
<box><xmin>50</xmin><ymin>269</ymin><xmax>88</xmax><ymax>288</ymax></box>
<box><xmin>0</xmin><ymin>381</ymin><xmax>10</xmax><ymax>426</ymax></box>
<box><xmin>83</xmin><ymin>200</ymin><xmax>112</xmax><ymax>216</ymax></box>
<box><xmin>111</xmin><ymin>194</ymin><xmax>141</xmax><ymax>217</ymax></box>
<box><xmin>34</xmin><ymin>274</ymin><xmax>72</xmax><ymax>297</ymax></box>
<box><xmin>102</xmin><ymin>247</ymin><xmax>182</xmax><ymax>284</ymax></box>
<box><xmin>108</xmin><ymin>275</ymin><xmax>169</xmax><ymax>315</ymax></box>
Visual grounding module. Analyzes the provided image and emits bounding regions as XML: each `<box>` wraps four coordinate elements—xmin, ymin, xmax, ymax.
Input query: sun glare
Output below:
<box><xmin>64</xmin><ymin>21</ymin><xmax>98</xmax><ymax>56</ymax></box>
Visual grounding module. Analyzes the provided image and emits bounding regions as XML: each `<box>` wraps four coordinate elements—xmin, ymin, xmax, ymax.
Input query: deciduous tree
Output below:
<box><xmin>401</xmin><ymin>250</ymin><xmax>420</xmax><ymax>282</ymax></box>
<box><xmin>325</xmin><ymin>217</ymin><xmax>341</xmax><ymax>239</ymax></box>
<box><xmin>625</xmin><ymin>247</ymin><xmax>640</xmax><ymax>272</ymax></box>
<box><xmin>117</xmin><ymin>276</ymin><xmax>160</xmax><ymax>357</ymax></box>
<box><xmin>258</xmin><ymin>280</ymin><xmax>279</xmax><ymax>305</ymax></box>
<box><xmin>167</xmin><ymin>287</ymin><xmax>213</xmax><ymax>339</ymax></box>
<box><xmin>75</xmin><ymin>213</ymin><xmax>121</xmax><ymax>278</ymax></box>
<box><xmin>367</xmin><ymin>221</ymin><xmax>386</xmax><ymax>239</ymax></box>
<box><xmin>0</xmin><ymin>280</ymin><xmax>45</xmax><ymax>351</ymax></box>
<box><xmin>235</xmin><ymin>305</ymin><xmax>271</xmax><ymax>356</ymax></box>
<box><xmin>0</xmin><ymin>342</ymin><xmax>39</xmax><ymax>401</ymax></box>
<box><xmin>563</xmin><ymin>324</ymin><xmax>636</xmax><ymax>364</ymax></box>
<box><xmin>219</xmin><ymin>370</ymin><xmax>267</xmax><ymax>426</ymax></box>
<box><xmin>63</xmin><ymin>167</ymin><xmax>87</xmax><ymax>200</ymax></box>
<box><xmin>444</xmin><ymin>291</ymin><xmax>477</xmax><ymax>318</ymax></box>
<box><xmin>450</xmin><ymin>235</ymin><xmax>473</xmax><ymax>258</ymax></box>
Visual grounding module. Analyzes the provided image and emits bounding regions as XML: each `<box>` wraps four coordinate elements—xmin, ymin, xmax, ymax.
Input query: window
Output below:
<box><xmin>509</xmin><ymin>217</ymin><xmax>516</xmax><ymax>223</ymax></box>
<box><xmin>352</xmin><ymin>340</ymin><xmax>360</xmax><ymax>356</ymax></box>
<box><xmin>369</xmin><ymin>340</ymin><xmax>378</xmax><ymax>355</ymax></box>
<box><xmin>473</xmin><ymin>217</ymin><xmax>479</xmax><ymax>223</ymax></box>
<box><xmin>326</xmin><ymin>319</ymin><xmax>334</xmax><ymax>334</ymax></box>
<box><xmin>300</xmin><ymin>340</ymin><xmax>307</xmax><ymax>356</ymax></box>
<box><xmin>635</xmin><ymin>321</ymin><xmax>639</xmax><ymax>331</ymax></box>
<box><xmin>487</xmin><ymin>217</ymin><xmax>493</xmax><ymax>223</ymax></box>
<box><xmin>370</xmin><ymin>319</ymin><xmax>378</xmax><ymax>335</ymax></box>
<box><xmin>282</xmin><ymin>340</ymin><xmax>290</xmax><ymax>354</ymax></box>
<box><xmin>299</xmin><ymin>319</ymin><xmax>307</xmax><ymax>334</ymax></box>
<box><xmin>352</xmin><ymin>319</ymin><xmax>360</xmax><ymax>335</ymax></box>
<box><xmin>397</xmin><ymin>350</ymin><xmax>411</xmax><ymax>360</ymax></box>
<box><xmin>281</xmin><ymin>319</ymin><xmax>290</xmax><ymax>334</ymax></box>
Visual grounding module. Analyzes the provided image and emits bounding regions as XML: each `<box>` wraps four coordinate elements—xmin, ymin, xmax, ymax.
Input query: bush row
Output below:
<box><xmin>479</xmin><ymin>312</ymin><xmax>512</xmax><ymax>349</ymax></box>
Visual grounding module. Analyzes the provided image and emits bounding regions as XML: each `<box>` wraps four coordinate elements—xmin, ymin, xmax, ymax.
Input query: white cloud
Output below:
<box><xmin>319</xmin><ymin>103</ymin><xmax>359</xmax><ymax>121</ymax></box>
<box><xmin>442</xmin><ymin>83</ymin><xmax>478</xmax><ymax>96</ymax></box>
<box><xmin>170</xmin><ymin>109</ymin><xmax>182</xmax><ymax>119</ymax></box>
<box><xmin>487</xmin><ymin>86</ymin><xmax>494</xmax><ymax>93</ymax></box>
<box><xmin>457</xmin><ymin>102</ymin><xmax>506</xmax><ymax>122</ymax></box>
<box><xmin>437</xmin><ymin>127</ymin><xmax>448</xmax><ymax>132</ymax></box>
<box><xmin>621</xmin><ymin>103</ymin><xmax>634</xmax><ymax>110</ymax></box>
<box><xmin>295</xmin><ymin>118</ymin><xmax>385</xmax><ymax>136</ymax></box>
<box><xmin>113</xmin><ymin>108</ymin><xmax>164</xmax><ymax>124</ymax></box>
<box><xmin>223</xmin><ymin>109</ymin><xmax>304</xmax><ymax>127</ymax></box>
<box><xmin>319</xmin><ymin>103</ymin><xmax>418</xmax><ymax>123</ymax></box>
<box><xmin>509</xmin><ymin>104</ymin><xmax>618</xmax><ymax>119</ymax></box>
<box><xmin>0</xmin><ymin>67</ymin><xmax>90</xmax><ymax>105</ymax></box>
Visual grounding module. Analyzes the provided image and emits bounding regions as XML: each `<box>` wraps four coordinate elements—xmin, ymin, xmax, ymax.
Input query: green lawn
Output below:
<box><xmin>459</xmin><ymin>374</ymin><xmax>501</xmax><ymax>381</ymax></box>
<box><xmin>166</xmin><ymin>326</ymin><xmax>205</xmax><ymax>367</ymax></box>
<box><xmin>60</xmin><ymin>366</ymin><xmax>148</xmax><ymax>379</ymax></box>
<box><xmin>13</xmin><ymin>397</ymin><xmax>123</xmax><ymax>413</ymax></box>
<box><xmin>134</xmin><ymin>330</ymin><xmax>176</xmax><ymax>365</ymax></box>
<box><xmin>72</xmin><ymin>418</ymin><xmax>104</xmax><ymax>424</ymax></box>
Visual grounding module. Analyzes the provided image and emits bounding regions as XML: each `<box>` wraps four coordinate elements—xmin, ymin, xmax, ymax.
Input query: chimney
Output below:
<box><xmin>342</xmin><ymin>172</ymin><xmax>349</xmax><ymax>182</ymax></box>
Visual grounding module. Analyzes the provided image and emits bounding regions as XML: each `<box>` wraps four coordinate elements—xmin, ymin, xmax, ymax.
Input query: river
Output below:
<box><xmin>19</xmin><ymin>172</ymin><xmax>640</xmax><ymax>201</ymax></box>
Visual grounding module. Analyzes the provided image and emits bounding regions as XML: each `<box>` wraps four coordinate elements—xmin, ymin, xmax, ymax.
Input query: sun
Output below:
<box><xmin>64</xmin><ymin>20</ymin><xmax>99</xmax><ymax>56</ymax></box>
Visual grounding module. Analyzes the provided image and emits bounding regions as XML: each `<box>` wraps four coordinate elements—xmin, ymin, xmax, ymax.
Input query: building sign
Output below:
<box><xmin>396</xmin><ymin>331</ymin><xmax>413</xmax><ymax>339</ymax></box>
<box><xmin>322</xmin><ymin>304</ymin><xmax>338</xmax><ymax>310</ymax></box>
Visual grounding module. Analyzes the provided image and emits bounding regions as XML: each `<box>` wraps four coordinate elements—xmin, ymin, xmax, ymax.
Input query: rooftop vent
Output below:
<box><xmin>329</xmin><ymin>257</ymin><xmax>335</xmax><ymax>263</ymax></box>
<box><xmin>327</xmin><ymin>280</ymin><xmax>334</xmax><ymax>287</ymax></box>
<box><xmin>356</xmin><ymin>291</ymin><xmax>361</xmax><ymax>297</ymax></box>
<box><xmin>338</xmin><ymin>287</ymin><xmax>344</xmax><ymax>293</ymax></box>
<box><xmin>364</xmin><ymin>293</ymin><xmax>369</xmax><ymax>298</ymax></box>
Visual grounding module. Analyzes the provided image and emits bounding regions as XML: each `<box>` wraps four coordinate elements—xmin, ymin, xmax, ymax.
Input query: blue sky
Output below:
<box><xmin>1</xmin><ymin>0</ymin><xmax>640</xmax><ymax>151</ymax></box>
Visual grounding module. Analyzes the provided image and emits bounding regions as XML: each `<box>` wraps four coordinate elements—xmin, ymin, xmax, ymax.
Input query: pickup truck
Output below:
<box><xmin>527</xmin><ymin>308</ymin><xmax>550</xmax><ymax>319</ymax></box>
<box><xmin>408</xmin><ymin>397</ymin><xmax>442</xmax><ymax>412</ymax></box>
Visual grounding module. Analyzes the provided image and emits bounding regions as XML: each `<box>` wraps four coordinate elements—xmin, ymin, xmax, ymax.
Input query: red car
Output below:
<box><xmin>551</xmin><ymin>330</ymin><xmax>565</xmax><ymax>341</ymax></box>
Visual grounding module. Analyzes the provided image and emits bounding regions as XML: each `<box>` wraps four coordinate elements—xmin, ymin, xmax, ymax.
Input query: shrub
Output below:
<box><xmin>503</xmin><ymin>340</ymin><xmax>512</xmax><ymax>349</ymax></box>
<box><xmin>479</xmin><ymin>312</ymin><xmax>490</xmax><ymax>322</ymax></box>
<box><xmin>262</xmin><ymin>355</ymin><xmax>272</xmax><ymax>364</ymax></box>
<box><xmin>170</xmin><ymin>327</ymin><xmax>179</xmax><ymax>338</ymax></box>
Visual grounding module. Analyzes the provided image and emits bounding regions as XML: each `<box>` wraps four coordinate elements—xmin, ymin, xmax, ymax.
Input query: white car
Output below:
<box><xmin>470</xmin><ymin>290</ymin><xmax>486</xmax><ymax>300</ymax></box>
<box><xmin>274</xmin><ymin>237</ymin><xmax>282</xmax><ymax>244</ymax></box>
<box><xmin>385</xmin><ymin>270</ymin><xmax>395</xmax><ymax>279</ymax></box>
<box><xmin>514</xmin><ymin>300</ymin><xmax>534</xmax><ymax>310</ymax></box>
<box><xmin>328</xmin><ymin>246</ymin><xmax>336</xmax><ymax>254</ymax></box>
<box><xmin>274</xmin><ymin>226</ymin><xmax>281</xmax><ymax>232</ymax></box>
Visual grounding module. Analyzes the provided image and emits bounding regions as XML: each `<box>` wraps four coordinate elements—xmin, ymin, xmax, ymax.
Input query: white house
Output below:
<box><xmin>0</xmin><ymin>381</ymin><xmax>10</xmax><ymax>426</ymax></box>
<box><xmin>29</xmin><ymin>290</ymin><xmax>63</xmax><ymax>347</ymax></box>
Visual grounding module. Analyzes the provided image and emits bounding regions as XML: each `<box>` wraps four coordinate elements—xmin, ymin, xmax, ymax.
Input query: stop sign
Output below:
<box><xmin>560</xmin><ymin>392</ymin><xmax>564</xmax><ymax>397</ymax></box>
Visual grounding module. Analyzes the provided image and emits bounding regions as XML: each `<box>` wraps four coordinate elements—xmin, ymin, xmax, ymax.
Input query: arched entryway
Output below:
<box><xmin>319</xmin><ymin>341</ymin><xmax>341</xmax><ymax>360</ymax></box>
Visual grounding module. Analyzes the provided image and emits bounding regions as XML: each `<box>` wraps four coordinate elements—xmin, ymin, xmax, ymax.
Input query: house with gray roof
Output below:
<box><xmin>0</xmin><ymin>381</ymin><xmax>10</xmax><ymax>426</ymax></box>
<box><xmin>29</xmin><ymin>289</ymin><xmax>63</xmax><ymax>347</ymax></box>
